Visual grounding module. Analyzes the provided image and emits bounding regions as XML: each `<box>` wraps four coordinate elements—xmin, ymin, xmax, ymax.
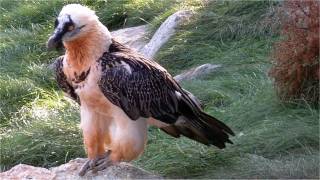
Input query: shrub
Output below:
<box><xmin>269</xmin><ymin>0</ymin><xmax>319</xmax><ymax>106</ymax></box>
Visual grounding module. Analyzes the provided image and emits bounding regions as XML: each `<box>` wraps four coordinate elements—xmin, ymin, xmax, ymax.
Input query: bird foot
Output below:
<box><xmin>78</xmin><ymin>151</ymin><xmax>111</xmax><ymax>176</ymax></box>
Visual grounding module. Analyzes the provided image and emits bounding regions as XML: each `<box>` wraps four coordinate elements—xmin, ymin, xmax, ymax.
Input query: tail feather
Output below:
<box><xmin>184</xmin><ymin>113</ymin><xmax>233</xmax><ymax>149</ymax></box>
<box><xmin>161</xmin><ymin>123</ymin><xmax>211</xmax><ymax>146</ymax></box>
<box><xmin>174</xmin><ymin>95</ymin><xmax>234</xmax><ymax>149</ymax></box>
<box><xmin>159</xmin><ymin>112</ymin><xmax>234</xmax><ymax>149</ymax></box>
<box><xmin>200</xmin><ymin>112</ymin><xmax>235</xmax><ymax>136</ymax></box>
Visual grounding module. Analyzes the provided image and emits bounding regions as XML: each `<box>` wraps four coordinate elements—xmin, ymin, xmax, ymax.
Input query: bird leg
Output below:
<box><xmin>78</xmin><ymin>150</ymin><xmax>111</xmax><ymax>176</ymax></box>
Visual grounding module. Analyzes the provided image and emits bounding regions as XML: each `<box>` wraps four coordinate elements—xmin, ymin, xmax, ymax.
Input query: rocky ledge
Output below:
<box><xmin>0</xmin><ymin>158</ymin><xmax>161</xmax><ymax>179</ymax></box>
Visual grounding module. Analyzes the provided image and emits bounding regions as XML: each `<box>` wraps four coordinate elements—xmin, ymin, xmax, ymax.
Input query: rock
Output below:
<box><xmin>111</xmin><ymin>25</ymin><xmax>149</xmax><ymax>52</ymax></box>
<box><xmin>174</xmin><ymin>64</ymin><xmax>222</xmax><ymax>82</ymax></box>
<box><xmin>0</xmin><ymin>164</ymin><xmax>55</xmax><ymax>180</ymax></box>
<box><xmin>110</xmin><ymin>10</ymin><xmax>193</xmax><ymax>58</ymax></box>
<box><xmin>0</xmin><ymin>158</ymin><xmax>161</xmax><ymax>180</ymax></box>
<box><xmin>173</xmin><ymin>64</ymin><xmax>222</xmax><ymax>109</ymax></box>
<box><xmin>140</xmin><ymin>10</ymin><xmax>193</xmax><ymax>58</ymax></box>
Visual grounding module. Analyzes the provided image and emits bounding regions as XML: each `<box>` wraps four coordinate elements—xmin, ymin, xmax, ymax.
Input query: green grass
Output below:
<box><xmin>0</xmin><ymin>0</ymin><xmax>319</xmax><ymax>178</ymax></box>
<box><xmin>135</xmin><ymin>1</ymin><xmax>319</xmax><ymax>178</ymax></box>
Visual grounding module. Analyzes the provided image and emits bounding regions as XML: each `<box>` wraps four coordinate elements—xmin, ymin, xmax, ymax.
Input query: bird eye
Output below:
<box><xmin>68</xmin><ymin>25</ymin><xmax>75</xmax><ymax>31</ymax></box>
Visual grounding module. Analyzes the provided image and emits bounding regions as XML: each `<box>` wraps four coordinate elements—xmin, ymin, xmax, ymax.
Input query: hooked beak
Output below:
<box><xmin>47</xmin><ymin>29</ymin><xmax>64</xmax><ymax>50</ymax></box>
<box><xmin>47</xmin><ymin>15</ymin><xmax>85</xmax><ymax>50</ymax></box>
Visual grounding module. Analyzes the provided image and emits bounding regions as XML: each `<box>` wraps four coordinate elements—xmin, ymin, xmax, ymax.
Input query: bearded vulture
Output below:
<box><xmin>47</xmin><ymin>4</ymin><xmax>234</xmax><ymax>176</ymax></box>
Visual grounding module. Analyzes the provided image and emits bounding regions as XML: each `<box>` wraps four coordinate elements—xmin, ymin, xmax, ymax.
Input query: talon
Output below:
<box><xmin>91</xmin><ymin>167</ymin><xmax>98</xmax><ymax>174</ymax></box>
<box><xmin>96</xmin><ymin>151</ymin><xmax>111</xmax><ymax>166</ymax></box>
<box><xmin>95</xmin><ymin>160</ymin><xmax>112</xmax><ymax>171</ymax></box>
<box><xmin>89</xmin><ymin>159</ymin><xmax>98</xmax><ymax>169</ymax></box>
<box><xmin>78</xmin><ymin>158</ymin><xmax>98</xmax><ymax>176</ymax></box>
<box><xmin>96</xmin><ymin>158</ymin><xmax>105</xmax><ymax>166</ymax></box>
<box><xmin>78</xmin><ymin>159</ymin><xmax>91</xmax><ymax>176</ymax></box>
<box><xmin>78</xmin><ymin>151</ymin><xmax>111</xmax><ymax>176</ymax></box>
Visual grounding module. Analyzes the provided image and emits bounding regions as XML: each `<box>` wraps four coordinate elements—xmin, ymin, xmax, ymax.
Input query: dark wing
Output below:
<box><xmin>98</xmin><ymin>51</ymin><xmax>180</xmax><ymax>124</ymax></box>
<box><xmin>54</xmin><ymin>56</ymin><xmax>80</xmax><ymax>104</ymax></box>
<box><xmin>99</xmin><ymin>40</ymin><xmax>234</xmax><ymax>148</ymax></box>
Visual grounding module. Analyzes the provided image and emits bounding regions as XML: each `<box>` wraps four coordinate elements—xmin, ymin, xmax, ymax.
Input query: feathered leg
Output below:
<box><xmin>78</xmin><ymin>109</ymin><xmax>111</xmax><ymax>176</ymax></box>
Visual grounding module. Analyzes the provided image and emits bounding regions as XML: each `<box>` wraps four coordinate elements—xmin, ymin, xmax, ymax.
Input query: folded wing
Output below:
<box><xmin>98</xmin><ymin>40</ymin><xmax>234</xmax><ymax>148</ymax></box>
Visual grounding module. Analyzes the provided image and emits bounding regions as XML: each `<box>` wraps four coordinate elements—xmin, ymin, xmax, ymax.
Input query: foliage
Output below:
<box><xmin>0</xmin><ymin>0</ymin><xmax>184</xmax><ymax>123</ymax></box>
<box><xmin>269</xmin><ymin>0</ymin><xmax>319</xmax><ymax>106</ymax></box>
<box><xmin>0</xmin><ymin>0</ymin><xmax>182</xmax><ymax>31</ymax></box>
<box><xmin>0</xmin><ymin>0</ymin><xmax>319</xmax><ymax>178</ymax></box>
<box><xmin>0</xmin><ymin>0</ymin><xmax>199</xmax><ymax>171</ymax></box>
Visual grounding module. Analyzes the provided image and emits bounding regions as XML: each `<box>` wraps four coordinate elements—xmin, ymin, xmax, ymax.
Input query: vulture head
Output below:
<box><xmin>47</xmin><ymin>4</ymin><xmax>108</xmax><ymax>50</ymax></box>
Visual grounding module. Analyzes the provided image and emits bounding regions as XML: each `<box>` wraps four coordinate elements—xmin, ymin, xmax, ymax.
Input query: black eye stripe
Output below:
<box><xmin>64</xmin><ymin>15</ymin><xmax>74</xmax><ymax>31</ymax></box>
<box><xmin>54</xmin><ymin>19</ymin><xmax>58</xmax><ymax>28</ymax></box>
<box><xmin>79</xmin><ymin>25</ymin><xmax>86</xmax><ymax>29</ymax></box>
<box><xmin>63</xmin><ymin>21</ymin><xmax>74</xmax><ymax>32</ymax></box>
<box><xmin>67</xmin><ymin>15</ymin><xmax>72</xmax><ymax>23</ymax></box>
<box><xmin>52</xmin><ymin>15</ymin><xmax>77</xmax><ymax>41</ymax></box>
<box><xmin>54</xmin><ymin>15</ymin><xmax>73</xmax><ymax>30</ymax></box>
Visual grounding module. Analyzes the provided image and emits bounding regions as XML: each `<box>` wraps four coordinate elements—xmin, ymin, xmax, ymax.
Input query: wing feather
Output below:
<box><xmin>54</xmin><ymin>56</ymin><xmax>80</xmax><ymax>104</ymax></box>
<box><xmin>98</xmin><ymin>48</ymin><xmax>180</xmax><ymax>123</ymax></box>
<box><xmin>97</xmin><ymin>40</ymin><xmax>234</xmax><ymax>148</ymax></box>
